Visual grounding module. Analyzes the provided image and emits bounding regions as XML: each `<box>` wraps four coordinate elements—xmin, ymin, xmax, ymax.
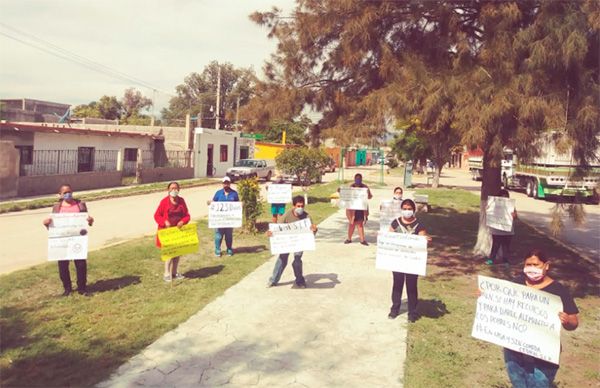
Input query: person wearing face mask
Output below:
<box><xmin>343</xmin><ymin>173</ymin><xmax>373</xmax><ymax>245</ymax></box>
<box><xmin>486</xmin><ymin>189</ymin><xmax>517</xmax><ymax>266</ymax></box>
<box><xmin>154</xmin><ymin>181</ymin><xmax>190</xmax><ymax>281</ymax></box>
<box><xmin>209</xmin><ymin>176</ymin><xmax>240</xmax><ymax>257</ymax></box>
<box><xmin>501</xmin><ymin>249</ymin><xmax>578</xmax><ymax>387</ymax></box>
<box><xmin>387</xmin><ymin>198</ymin><xmax>431</xmax><ymax>322</ymax></box>
<box><xmin>393</xmin><ymin>186</ymin><xmax>403</xmax><ymax>201</ymax></box>
<box><xmin>266</xmin><ymin>195</ymin><xmax>318</xmax><ymax>288</ymax></box>
<box><xmin>43</xmin><ymin>184</ymin><xmax>94</xmax><ymax>296</ymax></box>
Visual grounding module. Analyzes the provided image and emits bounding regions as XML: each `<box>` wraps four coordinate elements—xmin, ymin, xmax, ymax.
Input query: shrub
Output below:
<box><xmin>275</xmin><ymin>147</ymin><xmax>330</xmax><ymax>183</ymax></box>
<box><xmin>236</xmin><ymin>177</ymin><xmax>263</xmax><ymax>233</ymax></box>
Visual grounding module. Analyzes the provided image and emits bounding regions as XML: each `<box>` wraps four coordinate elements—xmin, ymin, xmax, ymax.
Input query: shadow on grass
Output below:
<box><xmin>0</xmin><ymin>306</ymin><xmax>30</xmax><ymax>351</ymax></box>
<box><xmin>235</xmin><ymin>245</ymin><xmax>268</xmax><ymax>254</ymax></box>
<box><xmin>87</xmin><ymin>276</ymin><xmax>141</xmax><ymax>293</ymax></box>
<box><xmin>417</xmin><ymin>299</ymin><xmax>449</xmax><ymax>319</ymax></box>
<box><xmin>184</xmin><ymin>265</ymin><xmax>224</xmax><ymax>279</ymax></box>
<box><xmin>305</xmin><ymin>273</ymin><xmax>340</xmax><ymax>289</ymax></box>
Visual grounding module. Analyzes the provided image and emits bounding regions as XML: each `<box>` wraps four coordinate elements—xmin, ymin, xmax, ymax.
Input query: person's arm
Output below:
<box><xmin>154</xmin><ymin>199</ymin><xmax>168</xmax><ymax>228</ymax></box>
<box><xmin>418</xmin><ymin>229</ymin><xmax>432</xmax><ymax>242</ymax></box>
<box><xmin>512</xmin><ymin>209</ymin><xmax>518</xmax><ymax>219</ymax></box>
<box><xmin>367</xmin><ymin>188</ymin><xmax>373</xmax><ymax>199</ymax></box>
<box><xmin>558</xmin><ymin>312</ymin><xmax>578</xmax><ymax>330</ymax></box>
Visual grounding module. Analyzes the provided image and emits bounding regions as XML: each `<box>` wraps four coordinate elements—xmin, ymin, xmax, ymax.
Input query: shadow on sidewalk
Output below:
<box><xmin>184</xmin><ymin>265</ymin><xmax>224</xmax><ymax>280</ymax></box>
<box><xmin>87</xmin><ymin>276</ymin><xmax>141</xmax><ymax>293</ymax></box>
<box><xmin>305</xmin><ymin>273</ymin><xmax>340</xmax><ymax>289</ymax></box>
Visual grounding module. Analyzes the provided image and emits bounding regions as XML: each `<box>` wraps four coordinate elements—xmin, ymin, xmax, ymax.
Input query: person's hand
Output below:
<box><xmin>266</xmin><ymin>230</ymin><xmax>273</xmax><ymax>237</ymax></box>
<box><xmin>206</xmin><ymin>200</ymin><xmax>212</xmax><ymax>205</ymax></box>
<box><xmin>177</xmin><ymin>221</ymin><xmax>184</xmax><ymax>228</ymax></box>
<box><xmin>476</xmin><ymin>289</ymin><xmax>482</xmax><ymax>297</ymax></box>
<box><xmin>310</xmin><ymin>224</ymin><xmax>318</xmax><ymax>233</ymax></box>
<box><xmin>87</xmin><ymin>216</ymin><xmax>94</xmax><ymax>226</ymax></box>
<box><xmin>43</xmin><ymin>218</ymin><xmax>52</xmax><ymax>228</ymax></box>
<box><xmin>165</xmin><ymin>220</ymin><xmax>171</xmax><ymax>227</ymax></box>
<box><xmin>558</xmin><ymin>312</ymin><xmax>578</xmax><ymax>330</ymax></box>
<box><xmin>426</xmin><ymin>236</ymin><xmax>432</xmax><ymax>242</ymax></box>
<box><xmin>512</xmin><ymin>211</ymin><xmax>517</xmax><ymax>219</ymax></box>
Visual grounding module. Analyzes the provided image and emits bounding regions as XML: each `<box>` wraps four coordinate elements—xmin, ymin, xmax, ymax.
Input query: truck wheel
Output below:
<box><xmin>526</xmin><ymin>180</ymin><xmax>534</xmax><ymax>197</ymax></box>
<box><xmin>532</xmin><ymin>179</ymin><xmax>539</xmax><ymax>199</ymax></box>
<box><xmin>265</xmin><ymin>171</ymin><xmax>272</xmax><ymax>181</ymax></box>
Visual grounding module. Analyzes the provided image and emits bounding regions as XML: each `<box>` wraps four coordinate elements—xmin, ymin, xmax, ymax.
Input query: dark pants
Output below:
<box><xmin>504</xmin><ymin>348</ymin><xmax>558</xmax><ymax>388</ymax></box>
<box><xmin>269</xmin><ymin>252</ymin><xmax>305</xmax><ymax>286</ymax></box>
<box><xmin>58</xmin><ymin>260</ymin><xmax>87</xmax><ymax>291</ymax></box>
<box><xmin>391</xmin><ymin>272</ymin><xmax>418</xmax><ymax>315</ymax></box>
<box><xmin>491</xmin><ymin>234</ymin><xmax>512</xmax><ymax>263</ymax></box>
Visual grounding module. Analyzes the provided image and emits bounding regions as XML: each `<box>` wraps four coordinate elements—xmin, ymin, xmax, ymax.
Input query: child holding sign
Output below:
<box><xmin>154</xmin><ymin>182</ymin><xmax>190</xmax><ymax>282</ymax></box>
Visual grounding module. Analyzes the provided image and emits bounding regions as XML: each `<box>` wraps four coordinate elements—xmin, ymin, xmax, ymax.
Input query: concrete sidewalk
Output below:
<box><xmin>98</xmin><ymin>186</ymin><xmax>408</xmax><ymax>387</ymax></box>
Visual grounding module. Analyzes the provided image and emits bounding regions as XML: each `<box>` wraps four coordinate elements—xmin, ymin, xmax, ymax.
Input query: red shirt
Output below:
<box><xmin>154</xmin><ymin>196</ymin><xmax>190</xmax><ymax>247</ymax></box>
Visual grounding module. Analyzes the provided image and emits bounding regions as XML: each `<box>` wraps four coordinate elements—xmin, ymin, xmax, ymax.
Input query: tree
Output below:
<box><xmin>72</xmin><ymin>96</ymin><xmax>121</xmax><ymax>121</ymax></box>
<box><xmin>275</xmin><ymin>147</ymin><xmax>329</xmax><ymax>184</ymax></box>
<box><xmin>120</xmin><ymin>88</ymin><xmax>152</xmax><ymax>123</ymax></box>
<box><xmin>264</xmin><ymin>117</ymin><xmax>310</xmax><ymax>145</ymax></box>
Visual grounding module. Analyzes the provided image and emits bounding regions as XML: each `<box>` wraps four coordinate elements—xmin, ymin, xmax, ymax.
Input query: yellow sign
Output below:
<box><xmin>157</xmin><ymin>222</ymin><xmax>199</xmax><ymax>261</ymax></box>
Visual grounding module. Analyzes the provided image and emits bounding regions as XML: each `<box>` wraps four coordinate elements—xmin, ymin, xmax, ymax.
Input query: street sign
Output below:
<box><xmin>240</xmin><ymin>133</ymin><xmax>264</xmax><ymax>140</ymax></box>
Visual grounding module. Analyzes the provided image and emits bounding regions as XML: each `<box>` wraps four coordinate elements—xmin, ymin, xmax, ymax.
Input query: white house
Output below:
<box><xmin>193</xmin><ymin>127</ymin><xmax>255</xmax><ymax>178</ymax></box>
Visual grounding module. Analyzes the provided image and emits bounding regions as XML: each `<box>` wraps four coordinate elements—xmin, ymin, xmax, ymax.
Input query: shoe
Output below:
<box><xmin>388</xmin><ymin>312</ymin><xmax>399</xmax><ymax>320</ymax></box>
<box><xmin>173</xmin><ymin>273</ymin><xmax>185</xmax><ymax>280</ymax></box>
<box><xmin>226</xmin><ymin>249</ymin><xmax>233</xmax><ymax>256</ymax></box>
<box><xmin>484</xmin><ymin>259</ymin><xmax>494</xmax><ymax>265</ymax></box>
<box><xmin>77</xmin><ymin>288</ymin><xmax>89</xmax><ymax>296</ymax></box>
<box><xmin>294</xmin><ymin>282</ymin><xmax>307</xmax><ymax>289</ymax></box>
<box><xmin>344</xmin><ymin>239</ymin><xmax>352</xmax><ymax>244</ymax></box>
<box><xmin>360</xmin><ymin>241</ymin><xmax>369</xmax><ymax>246</ymax></box>
<box><xmin>61</xmin><ymin>289</ymin><xmax>72</xmax><ymax>297</ymax></box>
<box><xmin>408</xmin><ymin>313</ymin><xmax>419</xmax><ymax>323</ymax></box>
<box><xmin>267</xmin><ymin>282</ymin><xmax>276</xmax><ymax>288</ymax></box>
<box><xmin>163</xmin><ymin>275</ymin><xmax>172</xmax><ymax>282</ymax></box>
<box><xmin>215</xmin><ymin>250</ymin><xmax>221</xmax><ymax>257</ymax></box>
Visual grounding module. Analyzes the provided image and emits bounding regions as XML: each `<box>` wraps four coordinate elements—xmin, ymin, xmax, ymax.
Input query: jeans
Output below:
<box><xmin>490</xmin><ymin>234</ymin><xmax>512</xmax><ymax>262</ymax></box>
<box><xmin>391</xmin><ymin>272</ymin><xmax>418</xmax><ymax>315</ymax></box>
<box><xmin>58</xmin><ymin>260</ymin><xmax>87</xmax><ymax>291</ymax></box>
<box><xmin>215</xmin><ymin>228</ymin><xmax>233</xmax><ymax>253</ymax></box>
<box><xmin>504</xmin><ymin>348</ymin><xmax>558</xmax><ymax>388</ymax></box>
<box><xmin>269</xmin><ymin>252</ymin><xmax>305</xmax><ymax>285</ymax></box>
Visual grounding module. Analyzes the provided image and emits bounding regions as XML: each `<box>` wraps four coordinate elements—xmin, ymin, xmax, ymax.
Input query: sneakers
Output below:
<box><xmin>173</xmin><ymin>273</ymin><xmax>185</xmax><ymax>280</ymax></box>
<box><xmin>408</xmin><ymin>313</ymin><xmax>419</xmax><ymax>323</ymax></box>
<box><xmin>344</xmin><ymin>239</ymin><xmax>352</xmax><ymax>244</ymax></box>
<box><xmin>293</xmin><ymin>282</ymin><xmax>307</xmax><ymax>289</ymax></box>
<box><xmin>61</xmin><ymin>289</ymin><xmax>72</xmax><ymax>297</ymax></box>
<box><xmin>215</xmin><ymin>250</ymin><xmax>221</xmax><ymax>257</ymax></box>
<box><xmin>226</xmin><ymin>249</ymin><xmax>234</xmax><ymax>256</ymax></box>
<box><xmin>163</xmin><ymin>274</ymin><xmax>172</xmax><ymax>282</ymax></box>
<box><xmin>360</xmin><ymin>241</ymin><xmax>369</xmax><ymax>246</ymax></box>
<box><xmin>266</xmin><ymin>282</ymin><xmax>276</xmax><ymax>288</ymax></box>
<box><xmin>388</xmin><ymin>311</ymin><xmax>399</xmax><ymax>320</ymax></box>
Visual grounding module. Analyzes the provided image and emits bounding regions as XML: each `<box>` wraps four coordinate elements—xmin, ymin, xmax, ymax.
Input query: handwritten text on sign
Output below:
<box><xmin>269</xmin><ymin>218</ymin><xmax>315</xmax><ymax>255</ymax></box>
<box><xmin>338</xmin><ymin>187</ymin><xmax>369</xmax><ymax>210</ymax></box>
<box><xmin>486</xmin><ymin>196</ymin><xmax>515</xmax><ymax>232</ymax></box>
<box><xmin>471</xmin><ymin>275</ymin><xmax>562</xmax><ymax>364</ymax></box>
<box><xmin>267</xmin><ymin>184</ymin><xmax>293</xmax><ymax>204</ymax></box>
<box><xmin>375</xmin><ymin>231</ymin><xmax>428</xmax><ymax>276</ymax></box>
<box><xmin>208</xmin><ymin>202</ymin><xmax>243</xmax><ymax>228</ymax></box>
<box><xmin>48</xmin><ymin>213</ymin><xmax>89</xmax><ymax>261</ymax></box>
<box><xmin>379</xmin><ymin>200</ymin><xmax>403</xmax><ymax>231</ymax></box>
<box><xmin>157</xmin><ymin>222</ymin><xmax>199</xmax><ymax>261</ymax></box>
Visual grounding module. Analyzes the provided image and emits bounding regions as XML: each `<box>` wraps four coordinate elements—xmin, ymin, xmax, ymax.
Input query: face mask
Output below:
<box><xmin>401</xmin><ymin>209</ymin><xmax>414</xmax><ymax>219</ymax></box>
<box><xmin>295</xmin><ymin>207</ymin><xmax>305</xmax><ymax>216</ymax></box>
<box><xmin>393</xmin><ymin>195</ymin><xmax>402</xmax><ymax>200</ymax></box>
<box><xmin>354</xmin><ymin>179</ymin><xmax>362</xmax><ymax>184</ymax></box>
<box><xmin>62</xmin><ymin>192</ymin><xmax>73</xmax><ymax>200</ymax></box>
<box><xmin>524</xmin><ymin>266</ymin><xmax>544</xmax><ymax>282</ymax></box>
<box><xmin>169</xmin><ymin>190</ymin><xmax>179</xmax><ymax>198</ymax></box>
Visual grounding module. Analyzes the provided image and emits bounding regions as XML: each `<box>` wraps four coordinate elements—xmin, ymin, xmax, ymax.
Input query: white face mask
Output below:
<box><xmin>524</xmin><ymin>266</ymin><xmax>544</xmax><ymax>282</ymax></box>
<box><xmin>393</xmin><ymin>195</ymin><xmax>402</xmax><ymax>200</ymax></box>
<box><xmin>401</xmin><ymin>209</ymin><xmax>414</xmax><ymax>219</ymax></box>
<box><xmin>169</xmin><ymin>190</ymin><xmax>179</xmax><ymax>198</ymax></box>
<box><xmin>295</xmin><ymin>207</ymin><xmax>305</xmax><ymax>216</ymax></box>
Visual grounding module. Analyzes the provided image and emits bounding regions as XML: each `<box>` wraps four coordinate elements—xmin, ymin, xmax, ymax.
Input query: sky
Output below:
<box><xmin>0</xmin><ymin>0</ymin><xmax>296</xmax><ymax>115</ymax></box>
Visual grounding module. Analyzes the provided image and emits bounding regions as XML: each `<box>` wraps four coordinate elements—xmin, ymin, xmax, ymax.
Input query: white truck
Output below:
<box><xmin>226</xmin><ymin>159</ymin><xmax>275</xmax><ymax>182</ymax></box>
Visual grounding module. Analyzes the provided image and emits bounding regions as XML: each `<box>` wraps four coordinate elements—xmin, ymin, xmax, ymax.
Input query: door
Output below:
<box><xmin>207</xmin><ymin>144</ymin><xmax>214</xmax><ymax>176</ymax></box>
<box><xmin>78</xmin><ymin>147</ymin><xmax>95</xmax><ymax>172</ymax></box>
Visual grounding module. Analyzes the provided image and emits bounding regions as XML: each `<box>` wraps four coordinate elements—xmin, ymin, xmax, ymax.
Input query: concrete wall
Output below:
<box><xmin>0</xmin><ymin>141</ymin><xmax>19</xmax><ymax>199</ymax></box>
<box><xmin>254</xmin><ymin>142</ymin><xmax>290</xmax><ymax>160</ymax></box>
<box><xmin>69</xmin><ymin>123</ymin><xmax>189</xmax><ymax>150</ymax></box>
<box><xmin>34</xmin><ymin>131</ymin><xmax>154</xmax><ymax>151</ymax></box>
<box><xmin>138</xmin><ymin>167</ymin><xmax>194</xmax><ymax>184</ymax></box>
<box><xmin>17</xmin><ymin>171</ymin><xmax>123</xmax><ymax>197</ymax></box>
<box><xmin>193</xmin><ymin>128</ymin><xmax>238</xmax><ymax>178</ymax></box>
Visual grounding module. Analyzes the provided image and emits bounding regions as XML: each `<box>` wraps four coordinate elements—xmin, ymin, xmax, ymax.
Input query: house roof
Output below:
<box><xmin>0</xmin><ymin>122</ymin><xmax>164</xmax><ymax>140</ymax></box>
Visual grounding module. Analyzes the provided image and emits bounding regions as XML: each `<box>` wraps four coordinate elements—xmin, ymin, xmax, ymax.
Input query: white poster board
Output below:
<box><xmin>269</xmin><ymin>218</ymin><xmax>315</xmax><ymax>255</ymax></box>
<box><xmin>486</xmin><ymin>196</ymin><xmax>515</xmax><ymax>232</ymax></box>
<box><xmin>375</xmin><ymin>231</ymin><xmax>428</xmax><ymax>275</ymax></box>
<box><xmin>208</xmin><ymin>202</ymin><xmax>243</xmax><ymax>228</ymax></box>
<box><xmin>472</xmin><ymin>275</ymin><xmax>562</xmax><ymax>364</ymax></box>
<box><xmin>379</xmin><ymin>200</ymin><xmax>403</xmax><ymax>231</ymax></box>
<box><xmin>267</xmin><ymin>184</ymin><xmax>293</xmax><ymax>204</ymax></box>
<box><xmin>339</xmin><ymin>187</ymin><xmax>369</xmax><ymax>210</ymax></box>
<box><xmin>47</xmin><ymin>212</ymin><xmax>89</xmax><ymax>260</ymax></box>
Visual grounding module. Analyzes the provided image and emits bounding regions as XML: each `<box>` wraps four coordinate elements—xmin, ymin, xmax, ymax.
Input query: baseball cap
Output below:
<box><xmin>222</xmin><ymin>176</ymin><xmax>231</xmax><ymax>182</ymax></box>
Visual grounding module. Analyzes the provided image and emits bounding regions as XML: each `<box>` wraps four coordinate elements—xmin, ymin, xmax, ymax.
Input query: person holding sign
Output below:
<box><xmin>210</xmin><ymin>176</ymin><xmax>240</xmax><ymax>257</ymax></box>
<box><xmin>343</xmin><ymin>173</ymin><xmax>372</xmax><ymax>245</ymax></box>
<box><xmin>154</xmin><ymin>182</ymin><xmax>191</xmax><ymax>282</ymax></box>
<box><xmin>267</xmin><ymin>175</ymin><xmax>288</xmax><ymax>223</ymax></box>
<box><xmin>42</xmin><ymin>184</ymin><xmax>94</xmax><ymax>296</ymax></box>
<box><xmin>266</xmin><ymin>195</ymin><xmax>318</xmax><ymax>289</ymax></box>
<box><xmin>387</xmin><ymin>199</ymin><xmax>430</xmax><ymax>322</ymax></box>
<box><xmin>486</xmin><ymin>189</ymin><xmax>517</xmax><ymax>266</ymax></box>
<box><xmin>502</xmin><ymin>249</ymin><xmax>579</xmax><ymax>387</ymax></box>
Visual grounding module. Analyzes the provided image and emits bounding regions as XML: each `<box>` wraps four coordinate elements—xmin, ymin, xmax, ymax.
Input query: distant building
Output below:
<box><xmin>0</xmin><ymin>98</ymin><xmax>70</xmax><ymax>123</ymax></box>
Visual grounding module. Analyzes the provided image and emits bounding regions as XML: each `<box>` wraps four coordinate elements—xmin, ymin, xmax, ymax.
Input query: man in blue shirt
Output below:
<box><xmin>212</xmin><ymin>176</ymin><xmax>240</xmax><ymax>257</ymax></box>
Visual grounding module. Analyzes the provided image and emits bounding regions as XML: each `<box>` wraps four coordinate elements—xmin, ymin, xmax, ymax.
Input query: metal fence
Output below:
<box><xmin>141</xmin><ymin>150</ymin><xmax>192</xmax><ymax>169</ymax></box>
<box><xmin>20</xmin><ymin>150</ymin><xmax>119</xmax><ymax>177</ymax></box>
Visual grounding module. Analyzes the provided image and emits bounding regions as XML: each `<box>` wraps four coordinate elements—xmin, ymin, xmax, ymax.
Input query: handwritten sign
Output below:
<box><xmin>379</xmin><ymin>200</ymin><xmax>403</xmax><ymax>231</ymax></box>
<box><xmin>47</xmin><ymin>213</ymin><xmax>89</xmax><ymax>260</ymax></box>
<box><xmin>269</xmin><ymin>218</ymin><xmax>315</xmax><ymax>255</ymax></box>
<box><xmin>208</xmin><ymin>202</ymin><xmax>243</xmax><ymax>228</ymax></box>
<box><xmin>472</xmin><ymin>275</ymin><xmax>562</xmax><ymax>364</ymax></box>
<box><xmin>339</xmin><ymin>187</ymin><xmax>369</xmax><ymax>210</ymax></box>
<box><xmin>157</xmin><ymin>222</ymin><xmax>199</xmax><ymax>261</ymax></box>
<box><xmin>375</xmin><ymin>231</ymin><xmax>428</xmax><ymax>275</ymax></box>
<box><xmin>267</xmin><ymin>184</ymin><xmax>292</xmax><ymax>204</ymax></box>
<box><xmin>486</xmin><ymin>196</ymin><xmax>515</xmax><ymax>232</ymax></box>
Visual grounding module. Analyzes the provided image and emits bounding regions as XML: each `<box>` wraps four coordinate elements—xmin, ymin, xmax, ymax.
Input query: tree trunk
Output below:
<box><xmin>432</xmin><ymin>164</ymin><xmax>443</xmax><ymax>188</ymax></box>
<box><xmin>472</xmin><ymin>160</ymin><xmax>502</xmax><ymax>257</ymax></box>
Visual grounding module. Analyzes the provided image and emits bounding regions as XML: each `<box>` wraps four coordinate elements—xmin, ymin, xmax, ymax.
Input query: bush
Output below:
<box><xmin>236</xmin><ymin>177</ymin><xmax>263</xmax><ymax>233</ymax></box>
<box><xmin>275</xmin><ymin>147</ymin><xmax>330</xmax><ymax>183</ymax></box>
<box><xmin>387</xmin><ymin>158</ymin><xmax>399</xmax><ymax>168</ymax></box>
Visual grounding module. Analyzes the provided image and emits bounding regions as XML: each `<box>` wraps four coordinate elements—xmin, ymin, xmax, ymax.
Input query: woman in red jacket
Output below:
<box><xmin>154</xmin><ymin>182</ymin><xmax>190</xmax><ymax>281</ymax></box>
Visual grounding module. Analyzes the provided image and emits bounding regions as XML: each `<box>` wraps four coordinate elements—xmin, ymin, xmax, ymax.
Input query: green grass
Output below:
<box><xmin>0</xmin><ymin>178</ymin><xmax>214</xmax><ymax>214</ymax></box>
<box><xmin>404</xmin><ymin>188</ymin><xmax>600</xmax><ymax>388</ymax></box>
<box><xmin>0</xmin><ymin>181</ymin><xmax>341</xmax><ymax>387</ymax></box>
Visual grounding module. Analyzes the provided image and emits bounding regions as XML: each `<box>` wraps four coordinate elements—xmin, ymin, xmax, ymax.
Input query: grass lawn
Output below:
<box><xmin>405</xmin><ymin>188</ymin><xmax>600</xmax><ymax>387</ymax></box>
<box><xmin>0</xmin><ymin>181</ymin><xmax>341</xmax><ymax>387</ymax></box>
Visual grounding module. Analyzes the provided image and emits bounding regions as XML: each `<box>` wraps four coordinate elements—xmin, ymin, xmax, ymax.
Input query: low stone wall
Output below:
<box><xmin>18</xmin><ymin>171</ymin><xmax>123</xmax><ymax>197</ymax></box>
<box><xmin>138</xmin><ymin>167</ymin><xmax>194</xmax><ymax>184</ymax></box>
<box><xmin>0</xmin><ymin>141</ymin><xmax>19</xmax><ymax>199</ymax></box>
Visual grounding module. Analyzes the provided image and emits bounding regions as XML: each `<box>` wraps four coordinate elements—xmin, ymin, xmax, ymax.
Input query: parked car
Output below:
<box><xmin>323</xmin><ymin>157</ymin><xmax>337</xmax><ymax>173</ymax></box>
<box><xmin>282</xmin><ymin>170</ymin><xmax>323</xmax><ymax>186</ymax></box>
<box><xmin>226</xmin><ymin>159</ymin><xmax>275</xmax><ymax>182</ymax></box>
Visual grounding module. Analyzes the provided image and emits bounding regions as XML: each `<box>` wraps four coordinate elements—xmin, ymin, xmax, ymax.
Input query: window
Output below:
<box><xmin>124</xmin><ymin>148</ymin><xmax>138</xmax><ymax>162</ymax></box>
<box><xmin>220</xmin><ymin>145</ymin><xmax>228</xmax><ymax>162</ymax></box>
<box><xmin>77</xmin><ymin>147</ymin><xmax>95</xmax><ymax>172</ymax></box>
<box><xmin>15</xmin><ymin>145</ymin><xmax>33</xmax><ymax>164</ymax></box>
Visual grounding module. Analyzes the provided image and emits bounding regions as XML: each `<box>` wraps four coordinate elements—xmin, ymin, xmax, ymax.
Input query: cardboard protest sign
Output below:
<box><xmin>157</xmin><ymin>222</ymin><xmax>199</xmax><ymax>261</ymax></box>
<box><xmin>472</xmin><ymin>275</ymin><xmax>562</xmax><ymax>364</ymax></box>
<box><xmin>267</xmin><ymin>183</ymin><xmax>293</xmax><ymax>204</ymax></box>
<box><xmin>269</xmin><ymin>218</ymin><xmax>315</xmax><ymax>255</ymax></box>
<box><xmin>208</xmin><ymin>202</ymin><xmax>243</xmax><ymax>228</ymax></box>
<box><xmin>338</xmin><ymin>187</ymin><xmax>369</xmax><ymax>210</ymax></box>
<box><xmin>379</xmin><ymin>200</ymin><xmax>403</xmax><ymax>231</ymax></box>
<box><xmin>486</xmin><ymin>196</ymin><xmax>515</xmax><ymax>232</ymax></box>
<box><xmin>376</xmin><ymin>231</ymin><xmax>428</xmax><ymax>275</ymax></box>
<box><xmin>47</xmin><ymin>213</ymin><xmax>89</xmax><ymax>261</ymax></box>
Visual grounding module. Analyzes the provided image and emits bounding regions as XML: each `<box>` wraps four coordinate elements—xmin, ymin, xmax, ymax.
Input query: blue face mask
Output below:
<box><xmin>354</xmin><ymin>179</ymin><xmax>362</xmax><ymax>184</ymax></box>
<box><xmin>62</xmin><ymin>192</ymin><xmax>73</xmax><ymax>200</ymax></box>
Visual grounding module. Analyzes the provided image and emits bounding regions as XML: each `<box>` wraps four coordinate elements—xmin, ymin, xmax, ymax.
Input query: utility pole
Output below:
<box><xmin>215</xmin><ymin>66</ymin><xmax>221</xmax><ymax>130</ymax></box>
<box><xmin>235</xmin><ymin>95</ymin><xmax>240</xmax><ymax>129</ymax></box>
